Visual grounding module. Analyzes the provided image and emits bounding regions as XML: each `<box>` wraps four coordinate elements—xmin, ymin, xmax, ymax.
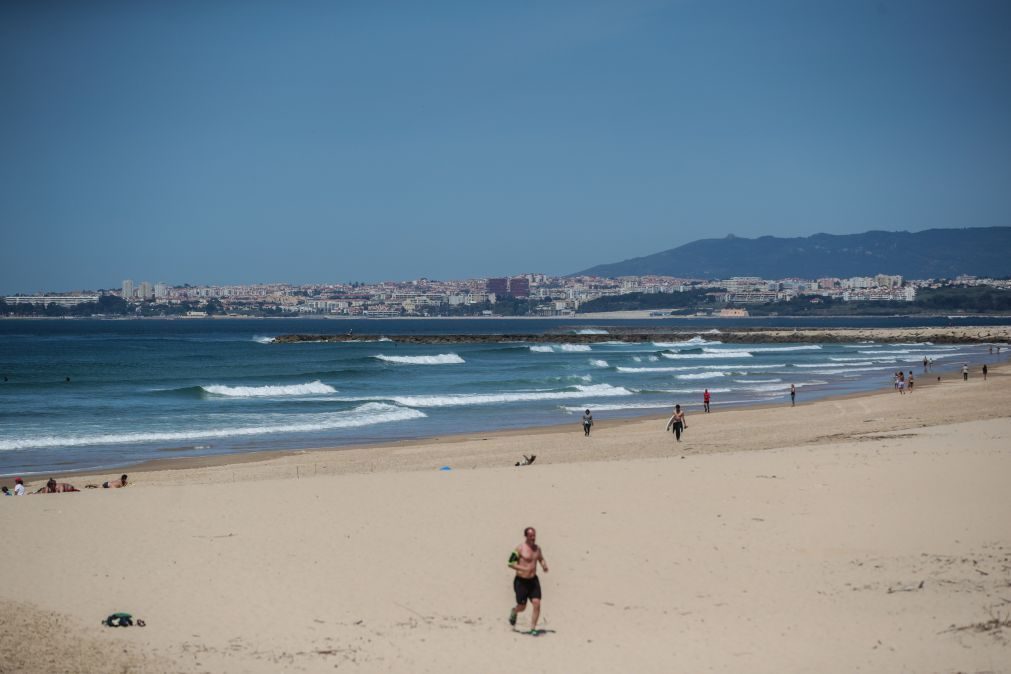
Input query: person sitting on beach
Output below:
<box><xmin>35</xmin><ymin>478</ymin><xmax>80</xmax><ymax>494</ymax></box>
<box><xmin>102</xmin><ymin>474</ymin><xmax>128</xmax><ymax>489</ymax></box>
<box><xmin>13</xmin><ymin>478</ymin><xmax>25</xmax><ymax>496</ymax></box>
<box><xmin>2</xmin><ymin>486</ymin><xmax>10</xmax><ymax>496</ymax></box>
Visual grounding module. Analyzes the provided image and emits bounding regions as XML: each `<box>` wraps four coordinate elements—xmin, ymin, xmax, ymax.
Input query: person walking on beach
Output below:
<box><xmin>703</xmin><ymin>389</ymin><xmax>711</xmax><ymax>413</ymax></box>
<box><xmin>666</xmin><ymin>404</ymin><xmax>687</xmax><ymax>441</ymax></box>
<box><xmin>790</xmin><ymin>384</ymin><xmax>796</xmax><ymax>406</ymax></box>
<box><xmin>907</xmin><ymin>371</ymin><xmax>914</xmax><ymax>393</ymax></box>
<box><xmin>581</xmin><ymin>409</ymin><xmax>593</xmax><ymax>437</ymax></box>
<box><xmin>508</xmin><ymin>527</ymin><xmax>549</xmax><ymax>635</ymax></box>
<box><xmin>982</xmin><ymin>364</ymin><xmax>988</xmax><ymax>380</ymax></box>
<box><xmin>962</xmin><ymin>364</ymin><xmax>969</xmax><ymax>381</ymax></box>
<box><xmin>923</xmin><ymin>356</ymin><xmax>929</xmax><ymax>372</ymax></box>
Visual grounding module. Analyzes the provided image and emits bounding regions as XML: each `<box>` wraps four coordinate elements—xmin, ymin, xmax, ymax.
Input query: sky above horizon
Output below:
<box><xmin>2</xmin><ymin>0</ymin><xmax>1010</xmax><ymax>293</ymax></box>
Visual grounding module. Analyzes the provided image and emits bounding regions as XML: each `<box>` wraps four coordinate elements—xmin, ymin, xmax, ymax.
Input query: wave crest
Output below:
<box><xmin>374</xmin><ymin>353</ymin><xmax>465</xmax><ymax>365</ymax></box>
<box><xmin>202</xmin><ymin>381</ymin><xmax>336</xmax><ymax>397</ymax></box>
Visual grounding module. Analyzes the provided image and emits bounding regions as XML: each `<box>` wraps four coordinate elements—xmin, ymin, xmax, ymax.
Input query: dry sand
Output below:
<box><xmin>2</xmin><ymin>367</ymin><xmax>1009</xmax><ymax>673</ymax></box>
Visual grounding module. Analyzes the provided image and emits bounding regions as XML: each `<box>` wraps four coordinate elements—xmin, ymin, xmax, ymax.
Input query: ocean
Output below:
<box><xmin>1</xmin><ymin>317</ymin><xmax>1006</xmax><ymax>476</ymax></box>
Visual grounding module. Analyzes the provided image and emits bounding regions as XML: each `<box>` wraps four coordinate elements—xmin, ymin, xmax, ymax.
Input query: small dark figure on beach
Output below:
<box><xmin>923</xmin><ymin>357</ymin><xmax>928</xmax><ymax>372</ymax></box>
<box><xmin>907</xmin><ymin>371</ymin><xmax>914</xmax><ymax>393</ymax></box>
<box><xmin>582</xmin><ymin>409</ymin><xmax>593</xmax><ymax>437</ymax></box>
<box><xmin>982</xmin><ymin>364</ymin><xmax>988</xmax><ymax>380</ymax></box>
<box><xmin>515</xmin><ymin>455</ymin><xmax>537</xmax><ymax>466</ymax></box>
<box><xmin>703</xmin><ymin>389</ymin><xmax>711</xmax><ymax>413</ymax></box>
<box><xmin>790</xmin><ymin>384</ymin><xmax>796</xmax><ymax>406</ymax></box>
<box><xmin>962</xmin><ymin>364</ymin><xmax>969</xmax><ymax>381</ymax></box>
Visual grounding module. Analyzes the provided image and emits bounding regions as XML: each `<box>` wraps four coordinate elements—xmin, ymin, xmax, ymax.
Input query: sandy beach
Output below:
<box><xmin>2</xmin><ymin>364</ymin><xmax>1009</xmax><ymax>672</ymax></box>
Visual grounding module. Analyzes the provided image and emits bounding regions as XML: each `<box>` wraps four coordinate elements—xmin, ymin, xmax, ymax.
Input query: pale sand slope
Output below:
<box><xmin>2</xmin><ymin>377</ymin><xmax>1010</xmax><ymax>672</ymax></box>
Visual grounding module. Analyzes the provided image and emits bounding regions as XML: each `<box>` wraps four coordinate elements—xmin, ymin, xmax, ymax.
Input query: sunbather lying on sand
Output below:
<box><xmin>35</xmin><ymin>478</ymin><xmax>80</xmax><ymax>493</ymax></box>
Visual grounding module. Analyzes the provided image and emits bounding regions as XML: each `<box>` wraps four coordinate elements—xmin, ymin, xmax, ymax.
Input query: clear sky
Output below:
<box><xmin>2</xmin><ymin>0</ymin><xmax>1009</xmax><ymax>293</ymax></box>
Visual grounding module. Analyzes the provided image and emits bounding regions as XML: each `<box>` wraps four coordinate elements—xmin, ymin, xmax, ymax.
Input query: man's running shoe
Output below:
<box><xmin>508</xmin><ymin>608</ymin><xmax>517</xmax><ymax>626</ymax></box>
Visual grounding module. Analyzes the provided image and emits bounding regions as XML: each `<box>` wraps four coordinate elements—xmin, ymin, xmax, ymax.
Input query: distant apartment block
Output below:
<box><xmin>508</xmin><ymin>277</ymin><xmax>530</xmax><ymax>298</ymax></box>
<box><xmin>486</xmin><ymin>278</ymin><xmax>509</xmax><ymax>296</ymax></box>
<box><xmin>4</xmin><ymin>295</ymin><xmax>99</xmax><ymax>307</ymax></box>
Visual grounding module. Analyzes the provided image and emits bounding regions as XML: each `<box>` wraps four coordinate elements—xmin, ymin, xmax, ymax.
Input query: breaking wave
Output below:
<box><xmin>0</xmin><ymin>403</ymin><xmax>424</xmax><ymax>451</ymax></box>
<box><xmin>202</xmin><ymin>381</ymin><xmax>336</xmax><ymax>397</ymax></box>
<box><xmin>374</xmin><ymin>353</ymin><xmax>465</xmax><ymax>365</ymax></box>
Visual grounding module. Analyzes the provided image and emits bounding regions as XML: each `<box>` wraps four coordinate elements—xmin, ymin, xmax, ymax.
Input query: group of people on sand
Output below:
<box><xmin>580</xmin><ymin>383</ymin><xmax>802</xmax><ymax>445</ymax></box>
<box><xmin>3</xmin><ymin>474</ymin><xmax>127</xmax><ymax>495</ymax></box>
<box><xmin>894</xmin><ymin>370</ymin><xmax>915</xmax><ymax>394</ymax></box>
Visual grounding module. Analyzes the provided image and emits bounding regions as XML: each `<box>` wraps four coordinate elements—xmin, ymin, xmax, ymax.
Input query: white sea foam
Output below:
<box><xmin>560</xmin><ymin>402</ymin><xmax>673</xmax><ymax>412</ymax></box>
<box><xmin>748</xmin><ymin>345</ymin><xmax>822</xmax><ymax>352</ymax></box>
<box><xmin>202</xmin><ymin>381</ymin><xmax>336</xmax><ymax>397</ymax></box>
<box><xmin>652</xmin><ymin>336</ymin><xmax>721</xmax><ymax>348</ymax></box>
<box><xmin>793</xmin><ymin>362</ymin><xmax>874</xmax><ymax>368</ymax></box>
<box><xmin>252</xmin><ymin>336</ymin><xmax>275</xmax><ymax>344</ymax></box>
<box><xmin>676</xmin><ymin>371</ymin><xmax>726</xmax><ymax>380</ymax></box>
<box><xmin>0</xmin><ymin>403</ymin><xmax>424</xmax><ymax>451</ymax></box>
<box><xmin>381</xmin><ymin>384</ymin><xmax>633</xmax><ymax>408</ymax></box>
<box><xmin>558</xmin><ymin>344</ymin><xmax>592</xmax><ymax>352</ymax></box>
<box><xmin>652</xmin><ymin>387</ymin><xmax>732</xmax><ymax>394</ymax></box>
<box><xmin>805</xmin><ymin>366</ymin><xmax>896</xmax><ymax>375</ymax></box>
<box><xmin>632</xmin><ymin>356</ymin><xmax>642</xmax><ymax>362</ymax></box>
<box><xmin>590</xmin><ymin>359</ymin><xmax>609</xmax><ymax>368</ymax></box>
<box><xmin>529</xmin><ymin>345</ymin><xmax>554</xmax><ymax>353</ymax></box>
<box><xmin>734</xmin><ymin>378</ymin><xmax>782</xmax><ymax>383</ymax></box>
<box><xmin>661</xmin><ymin>350</ymin><xmax>752</xmax><ymax>360</ymax></box>
<box><xmin>739</xmin><ymin>380</ymin><xmax>825</xmax><ymax>392</ymax></box>
<box><xmin>374</xmin><ymin>353</ymin><xmax>465</xmax><ymax>365</ymax></box>
<box><xmin>617</xmin><ymin>363</ymin><xmax>785</xmax><ymax>373</ymax></box>
<box><xmin>574</xmin><ymin>329</ymin><xmax>609</xmax><ymax>335</ymax></box>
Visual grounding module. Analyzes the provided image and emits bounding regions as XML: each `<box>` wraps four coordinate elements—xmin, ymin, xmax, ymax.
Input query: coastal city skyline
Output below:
<box><xmin>3</xmin><ymin>1</ymin><xmax>1010</xmax><ymax>293</ymax></box>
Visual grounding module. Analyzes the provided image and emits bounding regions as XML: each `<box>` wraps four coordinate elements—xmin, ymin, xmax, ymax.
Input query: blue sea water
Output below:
<box><xmin>1</xmin><ymin>317</ymin><xmax>1007</xmax><ymax>476</ymax></box>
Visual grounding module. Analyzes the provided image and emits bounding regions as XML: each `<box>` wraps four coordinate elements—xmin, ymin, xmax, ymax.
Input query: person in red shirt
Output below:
<box><xmin>703</xmin><ymin>388</ymin><xmax>711</xmax><ymax>413</ymax></box>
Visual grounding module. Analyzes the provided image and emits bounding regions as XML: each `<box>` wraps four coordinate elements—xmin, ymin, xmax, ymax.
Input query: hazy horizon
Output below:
<box><xmin>3</xmin><ymin>1</ymin><xmax>1010</xmax><ymax>294</ymax></box>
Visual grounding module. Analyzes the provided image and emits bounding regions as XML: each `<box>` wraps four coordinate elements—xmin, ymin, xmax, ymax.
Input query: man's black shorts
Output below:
<box><xmin>513</xmin><ymin>576</ymin><xmax>542</xmax><ymax>604</ymax></box>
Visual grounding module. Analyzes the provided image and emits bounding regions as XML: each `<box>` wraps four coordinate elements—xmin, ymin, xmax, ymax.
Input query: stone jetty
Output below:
<box><xmin>273</xmin><ymin>326</ymin><xmax>1010</xmax><ymax>345</ymax></box>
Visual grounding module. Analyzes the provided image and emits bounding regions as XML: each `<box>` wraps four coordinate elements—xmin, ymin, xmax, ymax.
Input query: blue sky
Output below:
<box><xmin>1</xmin><ymin>0</ymin><xmax>1009</xmax><ymax>293</ymax></box>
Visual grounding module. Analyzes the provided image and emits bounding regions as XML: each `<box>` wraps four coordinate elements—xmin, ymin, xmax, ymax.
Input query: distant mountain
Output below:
<box><xmin>574</xmin><ymin>227</ymin><xmax>1011</xmax><ymax>280</ymax></box>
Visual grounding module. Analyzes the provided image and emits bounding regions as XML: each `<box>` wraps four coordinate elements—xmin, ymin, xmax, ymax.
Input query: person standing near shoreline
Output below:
<box><xmin>982</xmin><ymin>364</ymin><xmax>988</xmax><ymax>380</ymax></box>
<box><xmin>508</xmin><ymin>527</ymin><xmax>549</xmax><ymax>635</ymax></box>
<box><xmin>962</xmin><ymin>364</ymin><xmax>969</xmax><ymax>381</ymax></box>
<box><xmin>703</xmin><ymin>389</ymin><xmax>711</xmax><ymax>413</ymax></box>
<box><xmin>581</xmin><ymin>409</ymin><xmax>593</xmax><ymax>437</ymax></box>
<box><xmin>907</xmin><ymin>371</ymin><xmax>914</xmax><ymax>393</ymax></box>
<box><xmin>790</xmin><ymin>384</ymin><xmax>796</xmax><ymax>406</ymax></box>
<box><xmin>666</xmin><ymin>404</ymin><xmax>687</xmax><ymax>441</ymax></box>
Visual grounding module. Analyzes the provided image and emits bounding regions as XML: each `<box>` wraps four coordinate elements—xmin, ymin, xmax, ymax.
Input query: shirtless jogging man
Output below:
<box><xmin>508</xmin><ymin>526</ymin><xmax>549</xmax><ymax>635</ymax></box>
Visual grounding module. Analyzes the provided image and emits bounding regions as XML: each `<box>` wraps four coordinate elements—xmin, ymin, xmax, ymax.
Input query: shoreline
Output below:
<box><xmin>14</xmin><ymin>358</ymin><xmax>1006</xmax><ymax>491</ymax></box>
